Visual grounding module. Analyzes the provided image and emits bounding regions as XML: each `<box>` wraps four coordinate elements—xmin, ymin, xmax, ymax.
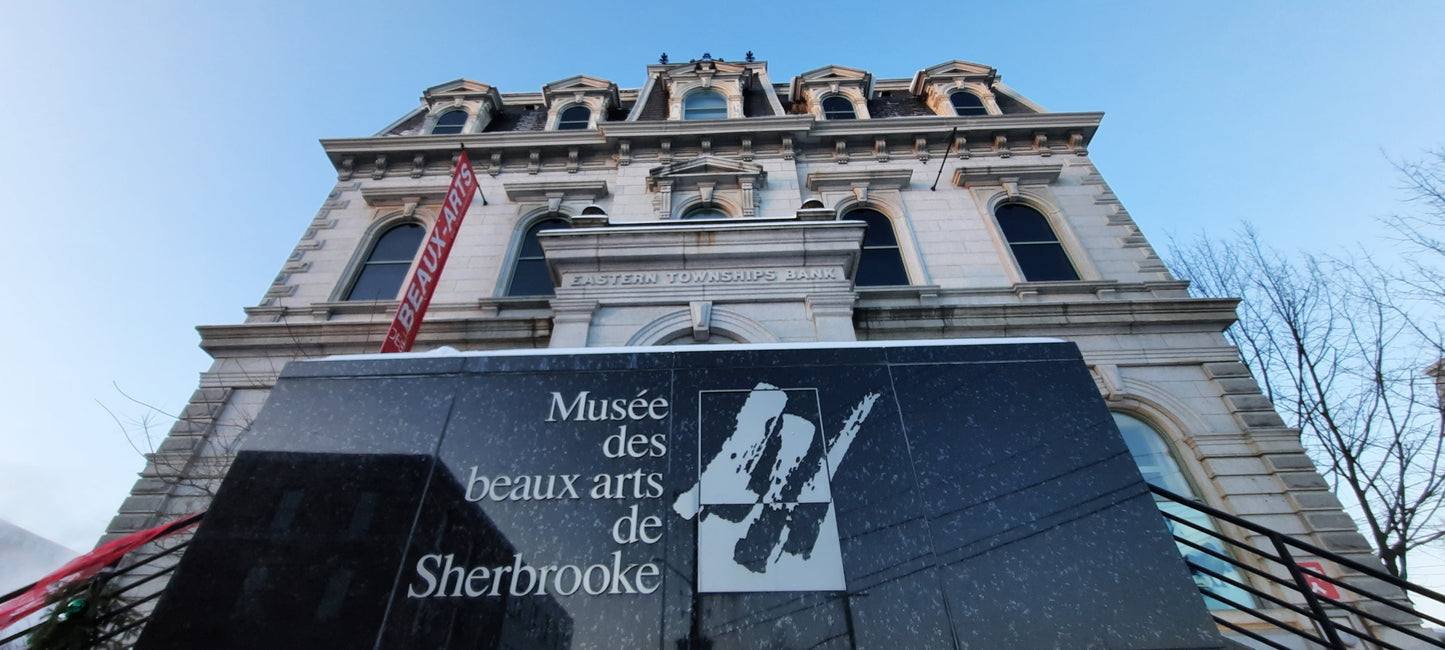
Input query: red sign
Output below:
<box><xmin>379</xmin><ymin>150</ymin><xmax>478</xmax><ymax>353</ymax></box>
<box><xmin>1297</xmin><ymin>561</ymin><xmax>1340</xmax><ymax>599</ymax></box>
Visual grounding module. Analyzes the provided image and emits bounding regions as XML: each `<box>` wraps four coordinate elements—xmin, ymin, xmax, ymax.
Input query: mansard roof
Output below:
<box><xmin>369</xmin><ymin>57</ymin><xmax>1068</xmax><ymax>135</ymax></box>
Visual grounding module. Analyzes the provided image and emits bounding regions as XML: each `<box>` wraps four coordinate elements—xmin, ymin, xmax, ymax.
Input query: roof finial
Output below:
<box><xmin>701</xmin><ymin>52</ymin><xmax>712</xmax><ymax>61</ymax></box>
<box><xmin>659</xmin><ymin>52</ymin><xmax>668</xmax><ymax>64</ymax></box>
<box><xmin>745</xmin><ymin>50</ymin><xmax>755</xmax><ymax>63</ymax></box>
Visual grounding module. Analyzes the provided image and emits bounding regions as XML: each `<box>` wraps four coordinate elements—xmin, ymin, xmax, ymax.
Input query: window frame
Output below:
<box><xmin>949</xmin><ymin>91</ymin><xmax>989</xmax><ymax>116</ymax></box>
<box><xmin>680</xmin><ymin>205</ymin><xmax>730</xmax><ymax>220</ymax></box>
<box><xmin>820</xmin><ymin>96</ymin><xmax>857</xmax><ymax>120</ymax></box>
<box><xmin>504</xmin><ymin>216</ymin><xmax>571</xmax><ymax>297</ymax></box>
<box><xmin>556</xmin><ymin>104</ymin><xmax>592</xmax><ymax>130</ymax></box>
<box><xmin>682</xmin><ymin>90</ymin><xmax>729</xmax><ymax>120</ymax></box>
<box><xmin>341</xmin><ymin>221</ymin><xmax>427</xmax><ymax>302</ymax></box>
<box><xmin>1111</xmin><ymin>410</ymin><xmax>1259</xmax><ymax>611</ymax></box>
<box><xmin>430</xmin><ymin>109</ymin><xmax>469</xmax><ymax>135</ymax></box>
<box><xmin>844</xmin><ymin>207</ymin><xmax>910</xmax><ymax>287</ymax></box>
<box><xmin>993</xmin><ymin>202</ymin><xmax>1081</xmax><ymax>282</ymax></box>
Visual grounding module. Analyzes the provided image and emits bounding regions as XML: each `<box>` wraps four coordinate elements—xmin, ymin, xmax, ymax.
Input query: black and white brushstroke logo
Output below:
<box><xmin>674</xmin><ymin>383</ymin><xmax>880</xmax><ymax>593</ymax></box>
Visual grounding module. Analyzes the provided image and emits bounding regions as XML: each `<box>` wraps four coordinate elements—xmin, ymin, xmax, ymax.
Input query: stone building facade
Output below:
<box><xmin>108</xmin><ymin>56</ymin><xmax>1403</xmax><ymax>645</ymax></box>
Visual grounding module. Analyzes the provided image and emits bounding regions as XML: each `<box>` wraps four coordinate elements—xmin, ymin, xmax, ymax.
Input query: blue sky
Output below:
<box><xmin>0</xmin><ymin>0</ymin><xmax>1441</xmax><ymax>585</ymax></box>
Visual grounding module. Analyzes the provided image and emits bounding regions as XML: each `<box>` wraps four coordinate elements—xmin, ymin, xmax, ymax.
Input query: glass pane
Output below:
<box><xmin>346</xmin><ymin>263</ymin><xmax>409</xmax><ymax>301</ymax></box>
<box><xmin>683</xmin><ymin>207</ymin><xmax>728</xmax><ymax>220</ymax></box>
<box><xmin>685</xmin><ymin>92</ymin><xmax>728</xmax><ymax>120</ymax></box>
<box><xmin>1010</xmin><ymin>243</ymin><xmax>1079</xmax><ymax>281</ymax></box>
<box><xmin>432</xmin><ymin>110</ymin><xmax>468</xmax><ymax>135</ymax></box>
<box><xmin>507</xmin><ymin>259</ymin><xmax>553</xmax><ymax>296</ymax></box>
<box><xmin>951</xmin><ymin>93</ymin><xmax>987</xmax><ymax>116</ymax></box>
<box><xmin>518</xmin><ymin>219</ymin><xmax>569</xmax><ymax>257</ymax></box>
<box><xmin>369</xmin><ymin>224</ymin><xmax>426</xmax><ymax>261</ymax></box>
<box><xmin>857</xmin><ymin>248</ymin><xmax>909</xmax><ymax>286</ymax></box>
<box><xmin>822</xmin><ymin>97</ymin><xmax>855</xmax><ymax>120</ymax></box>
<box><xmin>1114</xmin><ymin>413</ymin><xmax>1194</xmax><ymax>496</ymax></box>
<box><xmin>995</xmin><ymin>204</ymin><xmax>1058</xmax><ymax>242</ymax></box>
<box><xmin>1111</xmin><ymin>412</ymin><xmax>1257</xmax><ymax>611</ymax></box>
<box><xmin>853</xmin><ymin>210</ymin><xmax>899</xmax><ymax>246</ymax></box>
<box><xmin>558</xmin><ymin>106</ymin><xmax>590</xmax><ymax>130</ymax></box>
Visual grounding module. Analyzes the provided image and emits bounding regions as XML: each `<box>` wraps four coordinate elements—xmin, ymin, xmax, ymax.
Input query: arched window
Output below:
<box><xmin>682</xmin><ymin>206</ymin><xmax>728</xmax><ymax>220</ymax></box>
<box><xmin>1113</xmin><ymin>412</ymin><xmax>1257</xmax><ymax>610</ymax></box>
<box><xmin>994</xmin><ymin>203</ymin><xmax>1080</xmax><ymax>281</ymax></box>
<box><xmin>431</xmin><ymin>110</ymin><xmax>468</xmax><ymax>135</ymax></box>
<box><xmin>821</xmin><ymin>96</ymin><xmax>856</xmax><ymax>120</ymax></box>
<box><xmin>344</xmin><ymin>223</ymin><xmax>425</xmax><ymax>301</ymax></box>
<box><xmin>506</xmin><ymin>218</ymin><xmax>569</xmax><ymax>297</ymax></box>
<box><xmin>950</xmin><ymin>92</ymin><xmax>988</xmax><ymax>116</ymax></box>
<box><xmin>683</xmin><ymin>91</ymin><xmax>728</xmax><ymax>120</ymax></box>
<box><xmin>847</xmin><ymin>208</ymin><xmax>909</xmax><ymax>286</ymax></box>
<box><xmin>557</xmin><ymin>105</ymin><xmax>591</xmax><ymax>130</ymax></box>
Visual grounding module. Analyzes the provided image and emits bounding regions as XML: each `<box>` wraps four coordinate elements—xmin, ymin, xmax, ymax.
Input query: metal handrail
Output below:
<box><xmin>1149</xmin><ymin>484</ymin><xmax>1445</xmax><ymax>649</ymax></box>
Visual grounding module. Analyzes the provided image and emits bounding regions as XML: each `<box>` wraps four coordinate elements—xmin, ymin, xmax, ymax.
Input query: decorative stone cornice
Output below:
<box><xmin>951</xmin><ymin>162</ymin><xmax>1064</xmax><ymax>188</ymax></box>
<box><xmin>321</xmin><ymin>113</ymin><xmax>1100</xmax><ymax>176</ymax></box>
<box><xmin>359</xmin><ymin>184</ymin><xmax>453</xmax><ymax>206</ymax></box>
<box><xmin>806</xmin><ymin>168</ymin><xmax>913</xmax><ymax>193</ymax></box>
<box><xmin>503</xmin><ymin>180</ymin><xmax>609</xmax><ymax>204</ymax></box>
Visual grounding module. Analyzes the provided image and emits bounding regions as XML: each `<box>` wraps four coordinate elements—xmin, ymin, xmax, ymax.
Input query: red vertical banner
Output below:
<box><xmin>379</xmin><ymin>150</ymin><xmax>478</xmax><ymax>353</ymax></box>
<box><xmin>1296</xmin><ymin>561</ymin><xmax>1340</xmax><ymax>599</ymax></box>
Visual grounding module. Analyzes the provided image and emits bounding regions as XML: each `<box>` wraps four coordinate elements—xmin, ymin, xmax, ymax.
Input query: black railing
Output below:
<box><xmin>1150</xmin><ymin>484</ymin><xmax>1445</xmax><ymax>650</ymax></box>
<box><xmin>0</xmin><ymin>522</ymin><xmax>199</xmax><ymax>649</ymax></box>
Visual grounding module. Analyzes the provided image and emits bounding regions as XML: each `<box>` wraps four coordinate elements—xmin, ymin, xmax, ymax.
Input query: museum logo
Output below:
<box><xmin>674</xmin><ymin>383</ymin><xmax>880</xmax><ymax>592</ymax></box>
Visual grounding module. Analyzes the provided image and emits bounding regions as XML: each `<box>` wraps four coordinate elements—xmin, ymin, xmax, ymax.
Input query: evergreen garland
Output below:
<box><xmin>26</xmin><ymin>572</ymin><xmax>141</xmax><ymax>650</ymax></box>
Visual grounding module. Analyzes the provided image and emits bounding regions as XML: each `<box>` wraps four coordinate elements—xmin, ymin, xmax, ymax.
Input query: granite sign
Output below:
<box><xmin>136</xmin><ymin>341</ymin><xmax>1225</xmax><ymax>649</ymax></box>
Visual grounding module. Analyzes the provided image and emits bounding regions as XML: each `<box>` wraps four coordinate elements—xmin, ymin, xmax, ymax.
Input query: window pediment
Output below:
<box><xmin>650</xmin><ymin>155</ymin><xmax>768</xmax><ymax>187</ymax></box>
<box><xmin>647</xmin><ymin>155</ymin><xmax>766</xmax><ymax>218</ymax></box>
<box><xmin>952</xmin><ymin>163</ymin><xmax>1064</xmax><ymax>195</ymax></box>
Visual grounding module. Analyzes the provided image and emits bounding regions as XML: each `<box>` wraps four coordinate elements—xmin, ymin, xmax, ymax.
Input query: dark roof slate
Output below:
<box><xmin>743</xmin><ymin>84</ymin><xmax>774</xmax><ymax>117</ymax></box>
<box><xmin>384</xmin><ymin>111</ymin><xmax>428</xmax><ymax>136</ymax></box>
<box><xmin>867</xmin><ymin>94</ymin><xmax>936</xmax><ymax>118</ymax></box>
<box><xmin>636</xmin><ymin>81</ymin><xmax>670</xmax><ymax>121</ymax></box>
<box><xmin>485</xmin><ymin>105</ymin><xmax>548</xmax><ymax>132</ymax></box>
<box><xmin>994</xmin><ymin>91</ymin><xmax>1038</xmax><ymax>114</ymax></box>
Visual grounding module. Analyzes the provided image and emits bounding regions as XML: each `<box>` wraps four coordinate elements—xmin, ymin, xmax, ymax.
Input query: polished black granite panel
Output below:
<box><xmin>138</xmin><ymin>342</ymin><xmax>1223</xmax><ymax>650</ymax></box>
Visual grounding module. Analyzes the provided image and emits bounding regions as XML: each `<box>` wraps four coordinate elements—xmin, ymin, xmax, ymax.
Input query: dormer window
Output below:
<box><xmin>431</xmin><ymin>110</ymin><xmax>468</xmax><ymax>135</ymax></box>
<box><xmin>950</xmin><ymin>91</ymin><xmax>988</xmax><ymax>116</ymax></box>
<box><xmin>683</xmin><ymin>91</ymin><xmax>728</xmax><ymax>120</ymax></box>
<box><xmin>821</xmin><ymin>96</ymin><xmax>856</xmax><ymax>120</ymax></box>
<box><xmin>557</xmin><ymin>105</ymin><xmax>591</xmax><ymax>130</ymax></box>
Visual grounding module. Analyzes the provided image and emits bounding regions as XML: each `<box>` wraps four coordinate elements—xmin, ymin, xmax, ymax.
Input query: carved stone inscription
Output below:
<box><xmin>567</xmin><ymin>267</ymin><xmax>841</xmax><ymax>288</ymax></box>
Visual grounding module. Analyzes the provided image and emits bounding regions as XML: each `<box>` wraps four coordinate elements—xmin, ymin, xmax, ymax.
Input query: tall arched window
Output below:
<box><xmin>557</xmin><ymin>105</ymin><xmax>591</xmax><ymax>130</ymax></box>
<box><xmin>950</xmin><ymin>92</ymin><xmax>988</xmax><ymax>116</ymax></box>
<box><xmin>431</xmin><ymin>110</ymin><xmax>468</xmax><ymax>135</ymax></box>
<box><xmin>344</xmin><ymin>223</ymin><xmax>425</xmax><ymax>301</ymax></box>
<box><xmin>683</xmin><ymin>91</ymin><xmax>728</xmax><ymax>120</ymax></box>
<box><xmin>1113</xmin><ymin>412</ymin><xmax>1257</xmax><ymax>610</ymax></box>
<box><xmin>994</xmin><ymin>203</ymin><xmax>1080</xmax><ymax>281</ymax></box>
<box><xmin>821</xmin><ymin>96</ymin><xmax>856</xmax><ymax>120</ymax></box>
<box><xmin>847</xmin><ymin>208</ymin><xmax>909</xmax><ymax>287</ymax></box>
<box><xmin>506</xmin><ymin>218</ymin><xmax>570</xmax><ymax>297</ymax></box>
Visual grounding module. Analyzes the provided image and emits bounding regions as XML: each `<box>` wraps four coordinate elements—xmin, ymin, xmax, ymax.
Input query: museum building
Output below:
<box><xmin>102</xmin><ymin>56</ymin><xmax>1423</xmax><ymax>647</ymax></box>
